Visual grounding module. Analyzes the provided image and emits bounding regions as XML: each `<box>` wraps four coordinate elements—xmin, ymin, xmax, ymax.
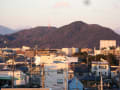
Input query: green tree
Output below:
<box><xmin>106</xmin><ymin>54</ymin><xmax>118</xmax><ymax>66</ymax></box>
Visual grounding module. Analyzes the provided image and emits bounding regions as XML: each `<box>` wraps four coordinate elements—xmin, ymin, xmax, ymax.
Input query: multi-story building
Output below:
<box><xmin>33</xmin><ymin>52</ymin><xmax>78</xmax><ymax>90</ymax></box>
<box><xmin>100</xmin><ymin>40</ymin><xmax>116</xmax><ymax>50</ymax></box>
<box><xmin>43</xmin><ymin>62</ymin><xmax>68</xmax><ymax>90</ymax></box>
<box><xmin>91</xmin><ymin>59</ymin><xmax>110</xmax><ymax>77</ymax></box>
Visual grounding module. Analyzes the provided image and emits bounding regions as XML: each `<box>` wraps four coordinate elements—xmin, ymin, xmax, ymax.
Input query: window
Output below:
<box><xmin>105</xmin><ymin>72</ymin><xmax>107</xmax><ymax>76</ymax></box>
<box><xmin>94</xmin><ymin>71</ymin><xmax>96</xmax><ymax>75</ymax></box>
<box><xmin>94</xmin><ymin>66</ymin><xmax>97</xmax><ymax>70</ymax></box>
<box><xmin>99</xmin><ymin>66</ymin><xmax>106</xmax><ymax>69</ymax></box>
<box><xmin>57</xmin><ymin>69</ymin><xmax>63</xmax><ymax>74</ymax></box>
<box><xmin>57</xmin><ymin>79</ymin><xmax>63</xmax><ymax>84</ymax></box>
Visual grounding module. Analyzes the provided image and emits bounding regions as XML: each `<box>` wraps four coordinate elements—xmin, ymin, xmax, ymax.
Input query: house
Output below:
<box><xmin>2</xmin><ymin>49</ymin><xmax>16</xmax><ymax>56</ymax></box>
<box><xmin>6</xmin><ymin>55</ymin><xmax>29</xmax><ymax>65</ymax></box>
<box><xmin>0</xmin><ymin>70</ymin><xmax>29</xmax><ymax>86</ymax></box>
<box><xmin>61</xmin><ymin>48</ymin><xmax>79</xmax><ymax>56</ymax></box>
<box><xmin>91</xmin><ymin>59</ymin><xmax>110</xmax><ymax>77</ymax></box>
<box><xmin>6</xmin><ymin>59</ymin><xmax>15</xmax><ymax>65</ymax></box>
<box><xmin>69</xmin><ymin>77</ymin><xmax>83</xmax><ymax>90</ymax></box>
<box><xmin>111</xmin><ymin>66</ymin><xmax>120</xmax><ymax>78</ymax></box>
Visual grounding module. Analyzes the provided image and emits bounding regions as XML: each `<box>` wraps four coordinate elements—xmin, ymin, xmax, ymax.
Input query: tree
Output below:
<box><xmin>95</xmin><ymin>54</ymin><xmax>106</xmax><ymax>61</ymax></box>
<box><xmin>73</xmin><ymin>52</ymin><xmax>88</xmax><ymax>63</ymax></box>
<box><xmin>106</xmin><ymin>54</ymin><xmax>119</xmax><ymax>66</ymax></box>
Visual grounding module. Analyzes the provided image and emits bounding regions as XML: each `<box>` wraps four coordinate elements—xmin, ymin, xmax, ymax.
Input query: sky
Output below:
<box><xmin>0</xmin><ymin>0</ymin><xmax>120</xmax><ymax>30</ymax></box>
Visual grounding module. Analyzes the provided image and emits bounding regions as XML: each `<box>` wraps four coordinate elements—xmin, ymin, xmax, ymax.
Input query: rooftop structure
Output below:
<box><xmin>100</xmin><ymin>40</ymin><xmax>116</xmax><ymax>50</ymax></box>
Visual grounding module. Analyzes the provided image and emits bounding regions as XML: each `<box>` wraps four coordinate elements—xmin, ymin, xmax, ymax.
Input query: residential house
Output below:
<box><xmin>91</xmin><ymin>59</ymin><xmax>110</xmax><ymax>77</ymax></box>
<box><xmin>0</xmin><ymin>70</ymin><xmax>29</xmax><ymax>86</ymax></box>
<box><xmin>111</xmin><ymin>66</ymin><xmax>120</xmax><ymax>78</ymax></box>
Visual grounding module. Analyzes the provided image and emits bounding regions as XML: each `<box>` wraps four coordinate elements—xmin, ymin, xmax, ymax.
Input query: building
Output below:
<box><xmin>34</xmin><ymin>54</ymin><xmax>66</xmax><ymax>65</ymax></box>
<box><xmin>0</xmin><ymin>70</ymin><xmax>29</xmax><ymax>86</ymax></box>
<box><xmin>61</xmin><ymin>48</ymin><xmax>79</xmax><ymax>56</ymax></box>
<box><xmin>43</xmin><ymin>62</ymin><xmax>68</xmax><ymax>90</ymax></box>
<box><xmin>100</xmin><ymin>40</ymin><xmax>116</xmax><ymax>50</ymax></box>
<box><xmin>33</xmin><ymin>53</ymin><xmax>73</xmax><ymax>90</ymax></box>
<box><xmin>110</xmin><ymin>66</ymin><xmax>120</xmax><ymax>78</ymax></box>
<box><xmin>33</xmin><ymin>53</ymin><xmax>79</xmax><ymax>90</ymax></box>
<box><xmin>81</xmin><ymin>48</ymin><xmax>93</xmax><ymax>55</ymax></box>
<box><xmin>91</xmin><ymin>59</ymin><xmax>110</xmax><ymax>77</ymax></box>
<box><xmin>94</xmin><ymin>47</ymin><xmax>120</xmax><ymax>65</ymax></box>
<box><xmin>68</xmin><ymin>77</ymin><xmax>83</xmax><ymax>90</ymax></box>
<box><xmin>22</xmin><ymin>46</ymin><xmax>31</xmax><ymax>51</ymax></box>
<box><xmin>25</xmin><ymin>49</ymin><xmax>60</xmax><ymax>58</ymax></box>
<box><xmin>0</xmin><ymin>48</ymin><xmax>20</xmax><ymax>56</ymax></box>
<box><xmin>34</xmin><ymin>54</ymin><xmax>78</xmax><ymax>65</ymax></box>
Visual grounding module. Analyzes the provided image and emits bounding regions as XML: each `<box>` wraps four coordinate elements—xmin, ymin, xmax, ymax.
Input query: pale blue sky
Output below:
<box><xmin>0</xmin><ymin>0</ymin><xmax>120</xmax><ymax>30</ymax></box>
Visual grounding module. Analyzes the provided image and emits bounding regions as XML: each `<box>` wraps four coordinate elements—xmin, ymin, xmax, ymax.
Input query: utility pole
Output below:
<box><xmin>64</xmin><ymin>61</ymin><xmax>68</xmax><ymax>90</ymax></box>
<box><xmin>30</xmin><ymin>57</ymin><xmax>33</xmax><ymax>87</ymax></box>
<box><xmin>41</xmin><ymin>64</ymin><xmax>45</xmax><ymax>88</ymax></box>
<box><xmin>100</xmin><ymin>74</ymin><xmax>103</xmax><ymax>90</ymax></box>
<box><xmin>12</xmin><ymin>55</ymin><xmax>15</xmax><ymax>88</ymax></box>
<box><xmin>25</xmin><ymin>56</ymin><xmax>27</xmax><ymax>87</ymax></box>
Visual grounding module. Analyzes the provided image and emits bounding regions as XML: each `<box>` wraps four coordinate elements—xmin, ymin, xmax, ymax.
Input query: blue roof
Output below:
<box><xmin>69</xmin><ymin>77</ymin><xmax>83</xmax><ymax>90</ymax></box>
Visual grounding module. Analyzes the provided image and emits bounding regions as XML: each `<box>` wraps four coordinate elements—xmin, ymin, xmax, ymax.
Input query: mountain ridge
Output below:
<box><xmin>0</xmin><ymin>21</ymin><xmax>120</xmax><ymax>48</ymax></box>
<box><xmin>0</xmin><ymin>25</ymin><xmax>15</xmax><ymax>35</ymax></box>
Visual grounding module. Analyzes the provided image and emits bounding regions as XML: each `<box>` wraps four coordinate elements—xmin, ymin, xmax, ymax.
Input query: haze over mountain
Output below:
<box><xmin>114</xmin><ymin>28</ymin><xmax>120</xmax><ymax>35</ymax></box>
<box><xmin>0</xmin><ymin>21</ymin><xmax>120</xmax><ymax>48</ymax></box>
<box><xmin>0</xmin><ymin>25</ymin><xmax>15</xmax><ymax>35</ymax></box>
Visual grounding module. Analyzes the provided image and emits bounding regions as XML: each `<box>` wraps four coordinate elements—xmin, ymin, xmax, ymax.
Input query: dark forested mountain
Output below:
<box><xmin>0</xmin><ymin>21</ymin><xmax>120</xmax><ymax>48</ymax></box>
<box><xmin>0</xmin><ymin>25</ymin><xmax>15</xmax><ymax>35</ymax></box>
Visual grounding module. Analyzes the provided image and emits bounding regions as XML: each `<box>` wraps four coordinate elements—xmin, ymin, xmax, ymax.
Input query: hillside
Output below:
<box><xmin>0</xmin><ymin>25</ymin><xmax>15</xmax><ymax>35</ymax></box>
<box><xmin>0</xmin><ymin>21</ymin><xmax>120</xmax><ymax>48</ymax></box>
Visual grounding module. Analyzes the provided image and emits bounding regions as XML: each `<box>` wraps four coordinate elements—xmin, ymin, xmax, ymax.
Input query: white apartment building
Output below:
<box><xmin>34</xmin><ymin>54</ymin><xmax>78</xmax><ymax>65</ymax></box>
<box><xmin>44</xmin><ymin>63</ymin><xmax>68</xmax><ymax>90</ymax></box>
<box><xmin>91</xmin><ymin>59</ymin><xmax>110</xmax><ymax>77</ymax></box>
<box><xmin>34</xmin><ymin>54</ymin><xmax>78</xmax><ymax>90</ymax></box>
<box><xmin>100</xmin><ymin>40</ymin><xmax>116</xmax><ymax>49</ymax></box>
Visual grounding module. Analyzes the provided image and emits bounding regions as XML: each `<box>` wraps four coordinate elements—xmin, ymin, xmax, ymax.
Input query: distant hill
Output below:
<box><xmin>0</xmin><ymin>25</ymin><xmax>15</xmax><ymax>35</ymax></box>
<box><xmin>0</xmin><ymin>21</ymin><xmax>120</xmax><ymax>48</ymax></box>
<box><xmin>5</xmin><ymin>26</ymin><xmax>57</xmax><ymax>47</ymax></box>
<box><xmin>114</xmin><ymin>28</ymin><xmax>120</xmax><ymax>35</ymax></box>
